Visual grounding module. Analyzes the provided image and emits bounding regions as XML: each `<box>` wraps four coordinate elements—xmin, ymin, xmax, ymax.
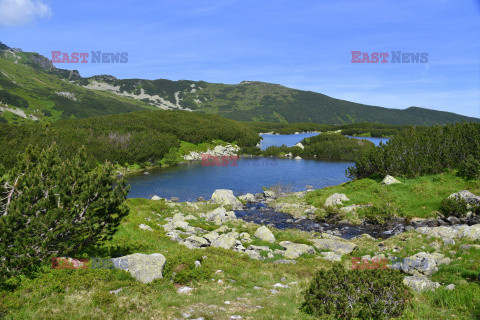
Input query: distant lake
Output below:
<box><xmin>259</xmin><ymin>133</ymin><xmax>388</xmax><ymax>150</ymax></box>
<box><xmin>258</xmin><ymin>132</ymin><xmax>320</xmax><ymax>150</ymax></box>
<box><xmin>127</xmin><ymin>133</ymin><xmax>388</xmax><ymax>201</ymax></box>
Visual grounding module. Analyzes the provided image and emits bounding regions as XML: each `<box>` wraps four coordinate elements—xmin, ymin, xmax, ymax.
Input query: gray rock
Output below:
<box><xmin>352</xmin><ymin>233</ymin><xmax>375</xmax><ymax>240</ymax></box>
<box><xmin>448</xmin><ymin>190</ymin><xmax>480</xmax><ymax>206</ymax></box>
<box><xmin>254</xmin><ymin>226</ymin><xmax>275</xmax><ymax>243</ymax></box>
<box><xmin>239</xmin><ymin>193</ymin><xmax>256</xmax><ymax>202</ymax></box>
<box><xmin>320</xmin><ymin>252</ymin><xmax>342</xmax><ymax>262</ymax></box>
<box><xmin>151</xmin><ymin>195</ymin><xmax>162</xmax><ymax>201</ymax></box>
<box><xmin>239</xmin><ymin>232</ymin><xmax>252</xmax><ymax>243</ymax></box>
<box><xmin>263</xmin><ymin>190</ymin><xmax>277</xmax><ymax>199</ymax></box>
<box><xmin>170</xmin><ymin>197</ymin><xmax>179</xmax><ymax>202</ymax></box>
<box><xmin>211</xmin><ymin>189</ymin><xmax>242</xmax><ymax>208</ymax></box>
<box><xmin>245</xmin><ymin>249</ymin><xmax>264</xmax><ymax>260</ymax></box>
<box><xmin>294</xmin><ymin>156</ymin><xmax>302</xmax><ymax>160</ymax></box>
<box><xmin>446</xmin><ymin>284</ymin><xmax>456</xmax><ymax>290</ymax></box>
<box><xmin>310</xmin><ymin>238</ymin><xmax>357</xmax><ymax>255</ymax></box>
<box><xmin>166</xmin><ymin>231</ymin><xmax>182</xmax><ymax>242</ymax></box>
<box><xmin>248</xmin><ymin>245</ymin><xmax>272</xmax><ymax>252</ymax></box>
<box><xmin>139</xmin><ymin>224</ymin><xmax>153</xmax><ymax>231</ymax></box>
<box><xmin>211</xmin><ymin>234</ymin><xmax>237</xmax><ymax>250</ymax></box>
<box><xmin>279</xmin><ymin>241</ymin><xmax>315</xmax><ymax>259</ymax></box>
<box><xmin>325</xmin><ymin>193</ymin><xmax>349</xmax><ymax>207</ymax></box>
<box><xmin>391</xmin><ymin>252</ymin><xmax>450</xmax><ymax>276</ymax></box>
<box><xmin>382</xmin><ymin>175</ymin><xmax>401</xmax><ymax>185</ymax></box>
<box><xmin>206</xmin><ymin>206</ymin><xmax>237</xmax><ymax>225</ymax></box>
<box><xmin>111</xmin><ymin>253</ymin><xmax>166</xmax><ymax>284</ymax></box>
<box><xmin>294</xmin><ymin>142</ymin><xmax>304</xmax><ymax>149</ymax></box>
<box><xmin>185</xmin><ymin>236</ymin><xmax>210</xmax><ymax>248</ymax></box>
<box><xmin>403</xmin><ymin>276</ymin><xmax>440</xmax><ymax>292</ymax></box>
<box><xmin>416</xmin><ymin>224</ymin><xmax>480</xmax><ymax>241</ymax></box>
<box><xmin>177</xmin><ymin>286</ymin><xmax>194</xmax><ymax>294</ymax></box>
<box><xmin>203</xmin><ymin>231</ymin><xmax>220</xmax><ymax>243</ymax></box>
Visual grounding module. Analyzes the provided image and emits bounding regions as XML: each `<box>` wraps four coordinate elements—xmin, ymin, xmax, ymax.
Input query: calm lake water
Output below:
<box><xmin>127</xmin><ymin>133</ymin><xmax>388</xmax><ymax>201</ymax></box>
<box><xmin>127</xmin><ymin>158</ymin><xmax>352</xmax><ymax>201</ymax></box>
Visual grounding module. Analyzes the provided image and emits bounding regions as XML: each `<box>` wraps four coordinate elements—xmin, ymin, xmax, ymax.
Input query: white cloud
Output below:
<box><xmin>0</xmin><ymin>0</ymin><xmax>51</xmax><ymax>26</ymax></box>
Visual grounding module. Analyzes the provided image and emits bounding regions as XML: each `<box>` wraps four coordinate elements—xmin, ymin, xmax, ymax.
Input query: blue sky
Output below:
<box><xmin>1</xmin><ymin>0</ymin><xmax>479</xmax><ymax>118</ymax></box>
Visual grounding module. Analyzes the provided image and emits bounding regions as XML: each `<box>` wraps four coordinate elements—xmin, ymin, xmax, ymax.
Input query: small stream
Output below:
<box><xmin>235</xmin><ymin>202</ymin><xmax>404</xmax><ymax>239</ymax></box>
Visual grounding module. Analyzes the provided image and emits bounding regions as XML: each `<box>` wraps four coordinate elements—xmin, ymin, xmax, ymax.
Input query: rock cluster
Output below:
<box><xmin>415</xmin><ymin>224</ymin><xmax>480</xmax><ymax>241</ymax></box>
<box><xmin>183</xmin><ymin>145</ymin><xmax>240</xmax><ymax>161</ymax></box>
<box><xmin>390</xmin><ymin>252</ymin><xmax>451</xmax><ymax>276</ymax></box>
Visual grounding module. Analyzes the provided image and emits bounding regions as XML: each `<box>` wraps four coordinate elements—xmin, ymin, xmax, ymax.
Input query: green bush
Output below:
<box><xmin>458</xmin><ymin>154</ymin><xmax>480</xmax><ymax>180</ymax></box>
<box><xmin>351</xmin><ymin>122</ymin><xmax>480</xmax><ymax>179</ymax></box>
<box><xmin>362</xmin><ymin>202</ymin><xmax>400</xmax><ymax>224</ymax></box>
<box><xmin>440</xmin><ymin>197</ymin><xmax>468</xmax><ymax>218</ymax></box>
<box><xmin>301</xmin><ymin>262</ymin><xmax>412</xmax><ymax>319</ymax></box>
<box><xmin>301</xmin><ymin>133</ymin><xmax>375</xmax><ymax>161</ymax></box>
<box><xmin>163</xmin><ymin>252</ymin><xmax>211</xmax><ymax>284</ymax></box>
<box><xmin>0</xmin><ymin>144</ymin><xmax>129</xmax><ymax>280</ymax></box>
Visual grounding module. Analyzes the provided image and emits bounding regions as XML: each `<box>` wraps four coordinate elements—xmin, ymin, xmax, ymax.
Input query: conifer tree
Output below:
<box><xmin>0</xmin><ymin>144</ymin><xmax>129</xmax><ymax>280</ymax></box>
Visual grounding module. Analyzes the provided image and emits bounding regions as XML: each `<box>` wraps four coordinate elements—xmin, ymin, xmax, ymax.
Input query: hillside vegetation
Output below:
<box><xmin>0</xmin><ymin>110</ymin><xmax>260</xmax><ymax>169</ymax></box>
<box><xmin>1</xmin><ymin>43</ymin><xmax>478</xmax><ymax>126</ymax></box>
<box><xmin>350</xmin><ymin>122</ymin><xmax>480</xmax><ymax>178</ymax></box>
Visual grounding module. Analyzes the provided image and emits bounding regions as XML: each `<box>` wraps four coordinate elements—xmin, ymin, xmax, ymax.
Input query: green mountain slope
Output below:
<box><xmin>0</xmin><ymin>46</ymin><xmax>154</xmax><ymax>123</ymax></box>
<box><xmin>0</xmin><ymin>42</ymin><xmax>478</xmax><ymax>125</ymax></box>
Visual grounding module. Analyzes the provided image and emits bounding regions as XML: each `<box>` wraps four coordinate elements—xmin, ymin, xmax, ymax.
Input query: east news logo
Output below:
<box><xmin>351</xmin><ymin>51</ymin><xmax>428</xmax><ymax>63</ymax></box>
<box><xmin>51</xmin><ymin>51</ymin><xmax>128</xmax><ymax>63</ymax></box>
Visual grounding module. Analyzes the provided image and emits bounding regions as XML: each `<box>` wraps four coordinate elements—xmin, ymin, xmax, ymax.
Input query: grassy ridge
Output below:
<box><xmin>0</xmin><ymin>51</ymin><xmax>153</xmax><ymax>123</ymax></box>
<box><xmin>1</xmin><ymin>45</ymin><xmax>479</xmax><ymax>126</ymax></box>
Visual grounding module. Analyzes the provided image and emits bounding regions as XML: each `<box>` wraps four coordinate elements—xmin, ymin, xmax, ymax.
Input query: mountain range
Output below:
<box><xmin>0</xmin><ymin>42</ymin><xmax>478</xmax><ymax>125</ymax></box>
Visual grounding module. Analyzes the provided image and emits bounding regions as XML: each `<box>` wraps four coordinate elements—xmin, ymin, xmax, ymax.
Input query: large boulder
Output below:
<box><xmin>279</xmin><ymin>241</ymin><xmax>315</xmax><ymax>259</ymax></box>
<box><xmin>239</xmin><ymin>193</ymin><xmax>256</xmax><ymax>202</ymax></box>
<box><xmin>325</xmin><ymin>193</ymin><xmax>349</xmax><ymax>207</ymax></box>
<box><xmin>111</xmin><ymin>253</ymin><xmax>166</xmax><ymax>284</ymax></box>
<box><xmin>403</xmin><ymin>276</ymin><xmax>440</xmax><ymax>292</ymax></box>
<box><xmin>381</xmin><ymin>175</ymin><xmax>401</xmax><ymax>185</ymax></box>
<box><xmin>310</xmin><ymin>238</ymin><xmax>357</xmax><ymax>255</ymax></box>
<box><xmin>294</xmin><ymin>142</ymin><xmax>304</xmax><ymax>149</ymax></box>
<box><xmin>391</xmin><ymin>252</ymin><xmax>450</xmax><ymax>276</ymax></box>
<box><xmin>211</xmin><ymin>189</ymin><xmax>242</xmax><ymax>208</ymax></box>
<box><xmin>205</xmin><ymin>206</ymin><xmax>237</xmax><ymax>225</ymax></box>
<box><xmin>254</xmin><ymin>226</ymin><xmax>276</xmax><ymax>243</ymax></box>
<box><xmin>211</xmin><ymin>234</ymin><xmax>237</xmax><ymax>250</ymax></box>
<box><xmin>184</xmin><ymin>236</ymin><xmax>210</xmax><ymax>248</ymax></box>
<box><xmin>448</xmin><ymin>190</ymin><xmax>480</xmax><ymax>206</ymax></box>
<box><xmin>203</xmin><ymin>231</ymin><xmax>220</xmax><ymax>243</ymax></box>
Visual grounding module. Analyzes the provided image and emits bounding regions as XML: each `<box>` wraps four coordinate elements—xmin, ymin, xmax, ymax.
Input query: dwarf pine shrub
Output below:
<box><xmin>301</xmin><ymin>262</ymin><xmax>412</xmax><ymax>319</ymax></box>
<box><xmin>0</xmin><ymin>144</ymin><xmax>129</xmax><ymax>280</ymax></box>
<box><xmin>440</xmin><ymin>197</ymin><xmax>468</xmax><ymax>218</ymax></box>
